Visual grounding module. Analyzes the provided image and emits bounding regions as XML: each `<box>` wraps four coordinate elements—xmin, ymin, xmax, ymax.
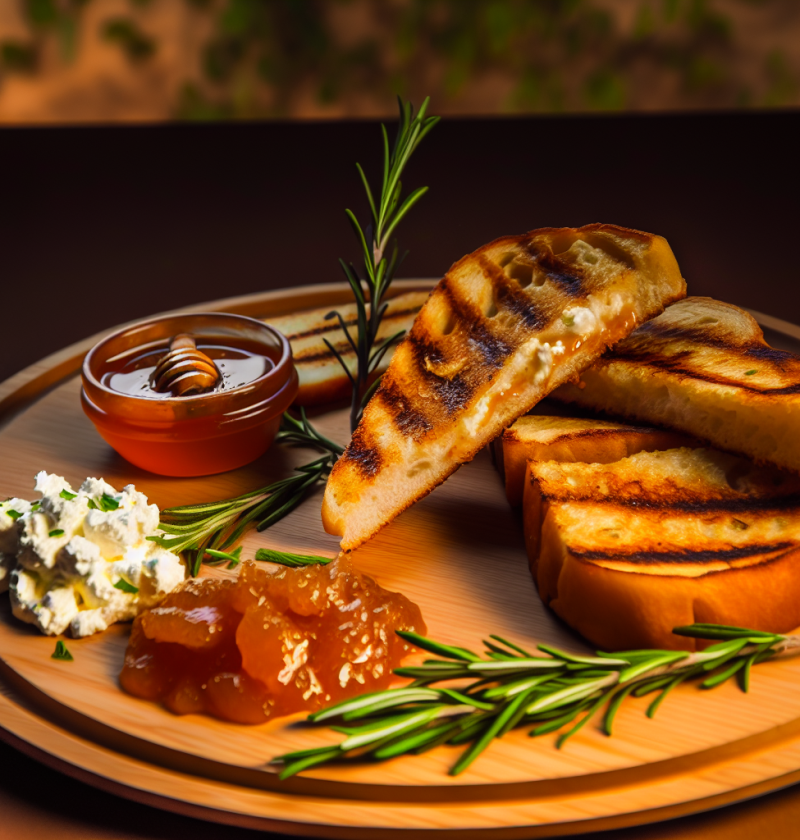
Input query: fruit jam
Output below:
<box><xmin>119</xmin><ymin>558</ymin><xmax>426</xmax><ymax>724</ymax></box>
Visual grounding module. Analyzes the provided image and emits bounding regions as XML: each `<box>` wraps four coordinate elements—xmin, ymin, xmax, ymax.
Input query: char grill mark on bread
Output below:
<box><xmin>567</xmin><ymin>494</ymin><xmax>800</xmax><ymax>514</ymax></box>
<box><xmin>323</xmin><ymin>224</ymin><xmax>687</xmax><ymax>550</ymax></box>
<box><xmin>407</xmin><ymin>333</ymin><xmax>475</xmax><ymax>419</ymax></box>
<box><xmin>611</xmin><ymin>321</ymin><xmax>800</xmax><ymax>396</ymax></box>
<box><xmin>347</xmin><ymin>426</ymin><xmax>383</xmax><ymax>479</ymax></box>
<box><xmin>523</xmin><ymin>447</ymin><xmax>800</xmax><ymax>651</ymax></box>
<box><xmin>438</xmin><ymin>277</ymin><xmax>514</xmax><ymax>371</ymax></box>
<box><xmin>572</xmin><ymin>543</ymin><xmax>795</xmax><ymax>565</ymax></box>
<box><xmin>552</xmin><ymin>297</ymin><xmax>800</xmax><ymax>471</ymax></box>
<box><xmin>524</xmin><ymin>242</ymin><xmax>587</xmax><ymax>297</ymax></box>
<box><xmin>379</xmin><ymin>379</ymin><xmax>433</xmax><ymax>440</ymax></box>
<box><xmin>479</xmin><ymin>256</ymin><xmax>552</xmax><ymax>330</ymax></box>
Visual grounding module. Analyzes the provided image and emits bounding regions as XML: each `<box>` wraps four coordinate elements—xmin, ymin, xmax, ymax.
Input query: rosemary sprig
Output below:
<box><xmin>330</xmin><ymin>96</ymin><xmax>439</xmax><ymax>432</ymax></box>
<box><xmin>205</xmin><ymin>546</ymin><xmax>243</xmax><ymax>569</ymax></box>
<box><xmin>150</xmin><ymin>412</ymin><xmax>343</xmax><ymax>575</ymax></box>
<box><xmin>272</xmin><ymin>623</ymin><xmax>800</xmax><ymax>779</ymax></box>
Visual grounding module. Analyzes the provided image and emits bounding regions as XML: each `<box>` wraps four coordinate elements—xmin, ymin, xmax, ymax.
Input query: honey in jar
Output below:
<box><xmin>81</xmin><ymin>313</ymin><xmax>298</xmax><ymax>476</ymax></box>
<box><xmin>105</xmin><ymin>339</ymin><xmax>271</xmax><ymax>398</ymax></box>
<box><xmin>119</xmin><ymin>557</ymin><xmax>426</xmax><ymax>724</ymax></box>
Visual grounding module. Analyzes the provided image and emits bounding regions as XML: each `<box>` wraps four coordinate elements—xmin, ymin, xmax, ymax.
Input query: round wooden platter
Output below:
<box><xmin>2</xmin><ymin>283</ymin><xmax>800</xmax><ymax>838</ymax></box>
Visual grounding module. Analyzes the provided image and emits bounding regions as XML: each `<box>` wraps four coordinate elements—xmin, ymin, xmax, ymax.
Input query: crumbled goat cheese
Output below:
<box><xmin>533</xmin><ymin>343</ymin><xmax>555</xmax><ymax>385</ymax></box>
<box><xmin>0</xmin><ymin>497</ymin><xmax>32</xmax><ymax>594</ymax></box>
<box><xmin>5</xmin><ymin>472</ymin><xmax>185</xmax><ymax>637</ymax></box>
<box><xmin>562</xmin><ymin>305</ymin><xmax>598</xmax><ymax>338</ymax></box>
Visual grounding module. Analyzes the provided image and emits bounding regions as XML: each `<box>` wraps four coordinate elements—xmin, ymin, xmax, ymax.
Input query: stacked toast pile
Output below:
<box><xmin>507</xmin><ymin>297</ymin><xmax>800</xmax><ymax>651</ymax></box>
<box><xmin>286</xmin><ymin>223</ymin><xmax>800</xmax><ymax>651</ymax></box>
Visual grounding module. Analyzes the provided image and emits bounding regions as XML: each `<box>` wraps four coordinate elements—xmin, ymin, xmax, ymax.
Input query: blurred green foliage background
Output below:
<box><xmin>0</xmin><ymin>0</ymin><xmax>797</xmax><ymax>122</ymax></box>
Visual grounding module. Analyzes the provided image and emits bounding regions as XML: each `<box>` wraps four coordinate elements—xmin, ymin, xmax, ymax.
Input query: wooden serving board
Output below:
<box><xmin>3</xmin><ymin>283</ymin><xmax>800</xmax><ymax>838</ymax></box>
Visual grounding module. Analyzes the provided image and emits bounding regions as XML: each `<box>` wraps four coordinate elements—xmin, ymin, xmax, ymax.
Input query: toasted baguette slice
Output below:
<box><xmin>498</xmin><ymin>415</ymin><xmax>691</xmax><ymax>506</ymax></box>
<box><xmin>323</xmin><ymin>224</ymin><xmax>686</xmax><ymax>550</ymax></box>
<box><xmin>523</xmin><ymin>447</ymin><xmax>800</xmax><ymax>651</ymax></box>
<box><xmin>265</xmin><ymin>291</ymin><xmax>428</xmax><ymax>406</ymax></box>
<box><xmin>552</xmin><ymin>296</ymin><xmax>800</xmax><ymax>473</ymax></box>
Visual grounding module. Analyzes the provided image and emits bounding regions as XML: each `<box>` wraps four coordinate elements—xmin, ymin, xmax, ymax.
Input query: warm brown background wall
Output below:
<box><xmin>1</xmin><ymin>0</ymin><xmax>799</xmax><ymax>123</ymax></box>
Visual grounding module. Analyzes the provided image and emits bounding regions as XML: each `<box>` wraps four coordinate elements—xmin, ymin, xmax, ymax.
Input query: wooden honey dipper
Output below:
<box><xmin>151</xmin><ymin>334</ymin><xmax>221</xmax><ymax>396</ymax></box>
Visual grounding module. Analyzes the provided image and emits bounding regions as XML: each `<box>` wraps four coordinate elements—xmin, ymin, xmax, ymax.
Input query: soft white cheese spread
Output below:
<box><xmin>5</xmin><ymin>472</ymin><xmax>185</xmax><ymax>637</ymax></box>
<box><xmin>0</xmin><ymin>497</ymin><xmax>32</xmax><ymax>594</ymax></box>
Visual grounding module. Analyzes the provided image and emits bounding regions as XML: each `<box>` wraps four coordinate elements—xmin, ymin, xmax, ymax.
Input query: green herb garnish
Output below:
<box><xmin>5</xmin><ymin>509</ymin><xmax>22</xmax><ymax>520</ymax></box>
<box><xmin>48</xmin><ymin>529</ymin><xmax>65</xmax><ymax>538</ymax></box>
<box><xmin>99</xmin><ymin>493</ymin><xmax>120</xmax><ymax>511</ymax></box>
<box><xmin>113</xmin><ymin>578</ymin><xmax>139</xmax><ymax>594</ymax></box>
<box><xmin>745</xmin><ymin>369</ymin><xmax>757</xmax><ymax>376</ymax></box>
<box><xmin>271</xmin><ymin>623</ymin><xmax>800</xmax><ymax>779</ymax></box>
<box><xmin>332</xmin><ymin>96</ymin><xmax>439</xmax><ymax>432</ymax></box>
<box><xmin>255</xmin><ymin>548</ymin><xmax>333</xmax><ymax>568</ymax></box>
<box><xmin>59</xmin><ymin>489</ymin><xmax>77</xmax><ymax>500</ymax></box>
<box><xmin>87</xmin><ymin>493</ymin><xmax>120</xmax><ymax>512</ymax></box>
<box><xmin>152</xmin><ymin>446</ymin><xmax>342</xmax><ymax>576</ymax></box>
<box><xmin>204</xmin><ymin>546</ymin><xmax>243</xmax><ymax>569</ymax></box>
<box><xmin>31</xmin><ymin>502</ymin><xmax>41</xmax><ymax>511</ymax></box>
<box><xmin>52</xmin><ymin>640</ymin><xmax>73</xmax><ymax>661</ymax></box>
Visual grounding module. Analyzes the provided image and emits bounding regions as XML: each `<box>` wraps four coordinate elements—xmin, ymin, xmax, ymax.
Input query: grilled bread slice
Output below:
<box><xmin>552</xmin><ymin>297</ymin><xmax>800</xmax><ymax>473</ymax></box>
<box><xmin>265</xmin><ymin>291</ymin><xmax>428</xmax><ymax>406</ymax></box>
<box><xmin>322</xmin><ymin>224</ymin><xmax>687</xmax><ymax>550</ymax></box>
<box><xmin>498</xmin><ymin>415</ymin><xmax>691</xmax><ymax>506</ymax></box>
<box><xmin>523</xmin><ymin>447</ymin><xmax>800</xmax><ymax>651</ymax></box>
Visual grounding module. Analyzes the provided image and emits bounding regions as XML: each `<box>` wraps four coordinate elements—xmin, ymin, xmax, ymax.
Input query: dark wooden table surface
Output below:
<box><xmin>1</xmin><ymin>111</ymin><xmax>800</xmax><ymax>839</ymax></box>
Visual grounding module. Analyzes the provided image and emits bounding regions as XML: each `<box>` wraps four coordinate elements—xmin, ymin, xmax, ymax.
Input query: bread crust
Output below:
<box><xmin>539</xmin><ymin>542</ymin><xmax>800</xmax><ymax>652</ymax></box>
<box><xmin>323</xmin><ymin>224</ymin><xmax>687</xmax><ymax>549</ymax></box>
